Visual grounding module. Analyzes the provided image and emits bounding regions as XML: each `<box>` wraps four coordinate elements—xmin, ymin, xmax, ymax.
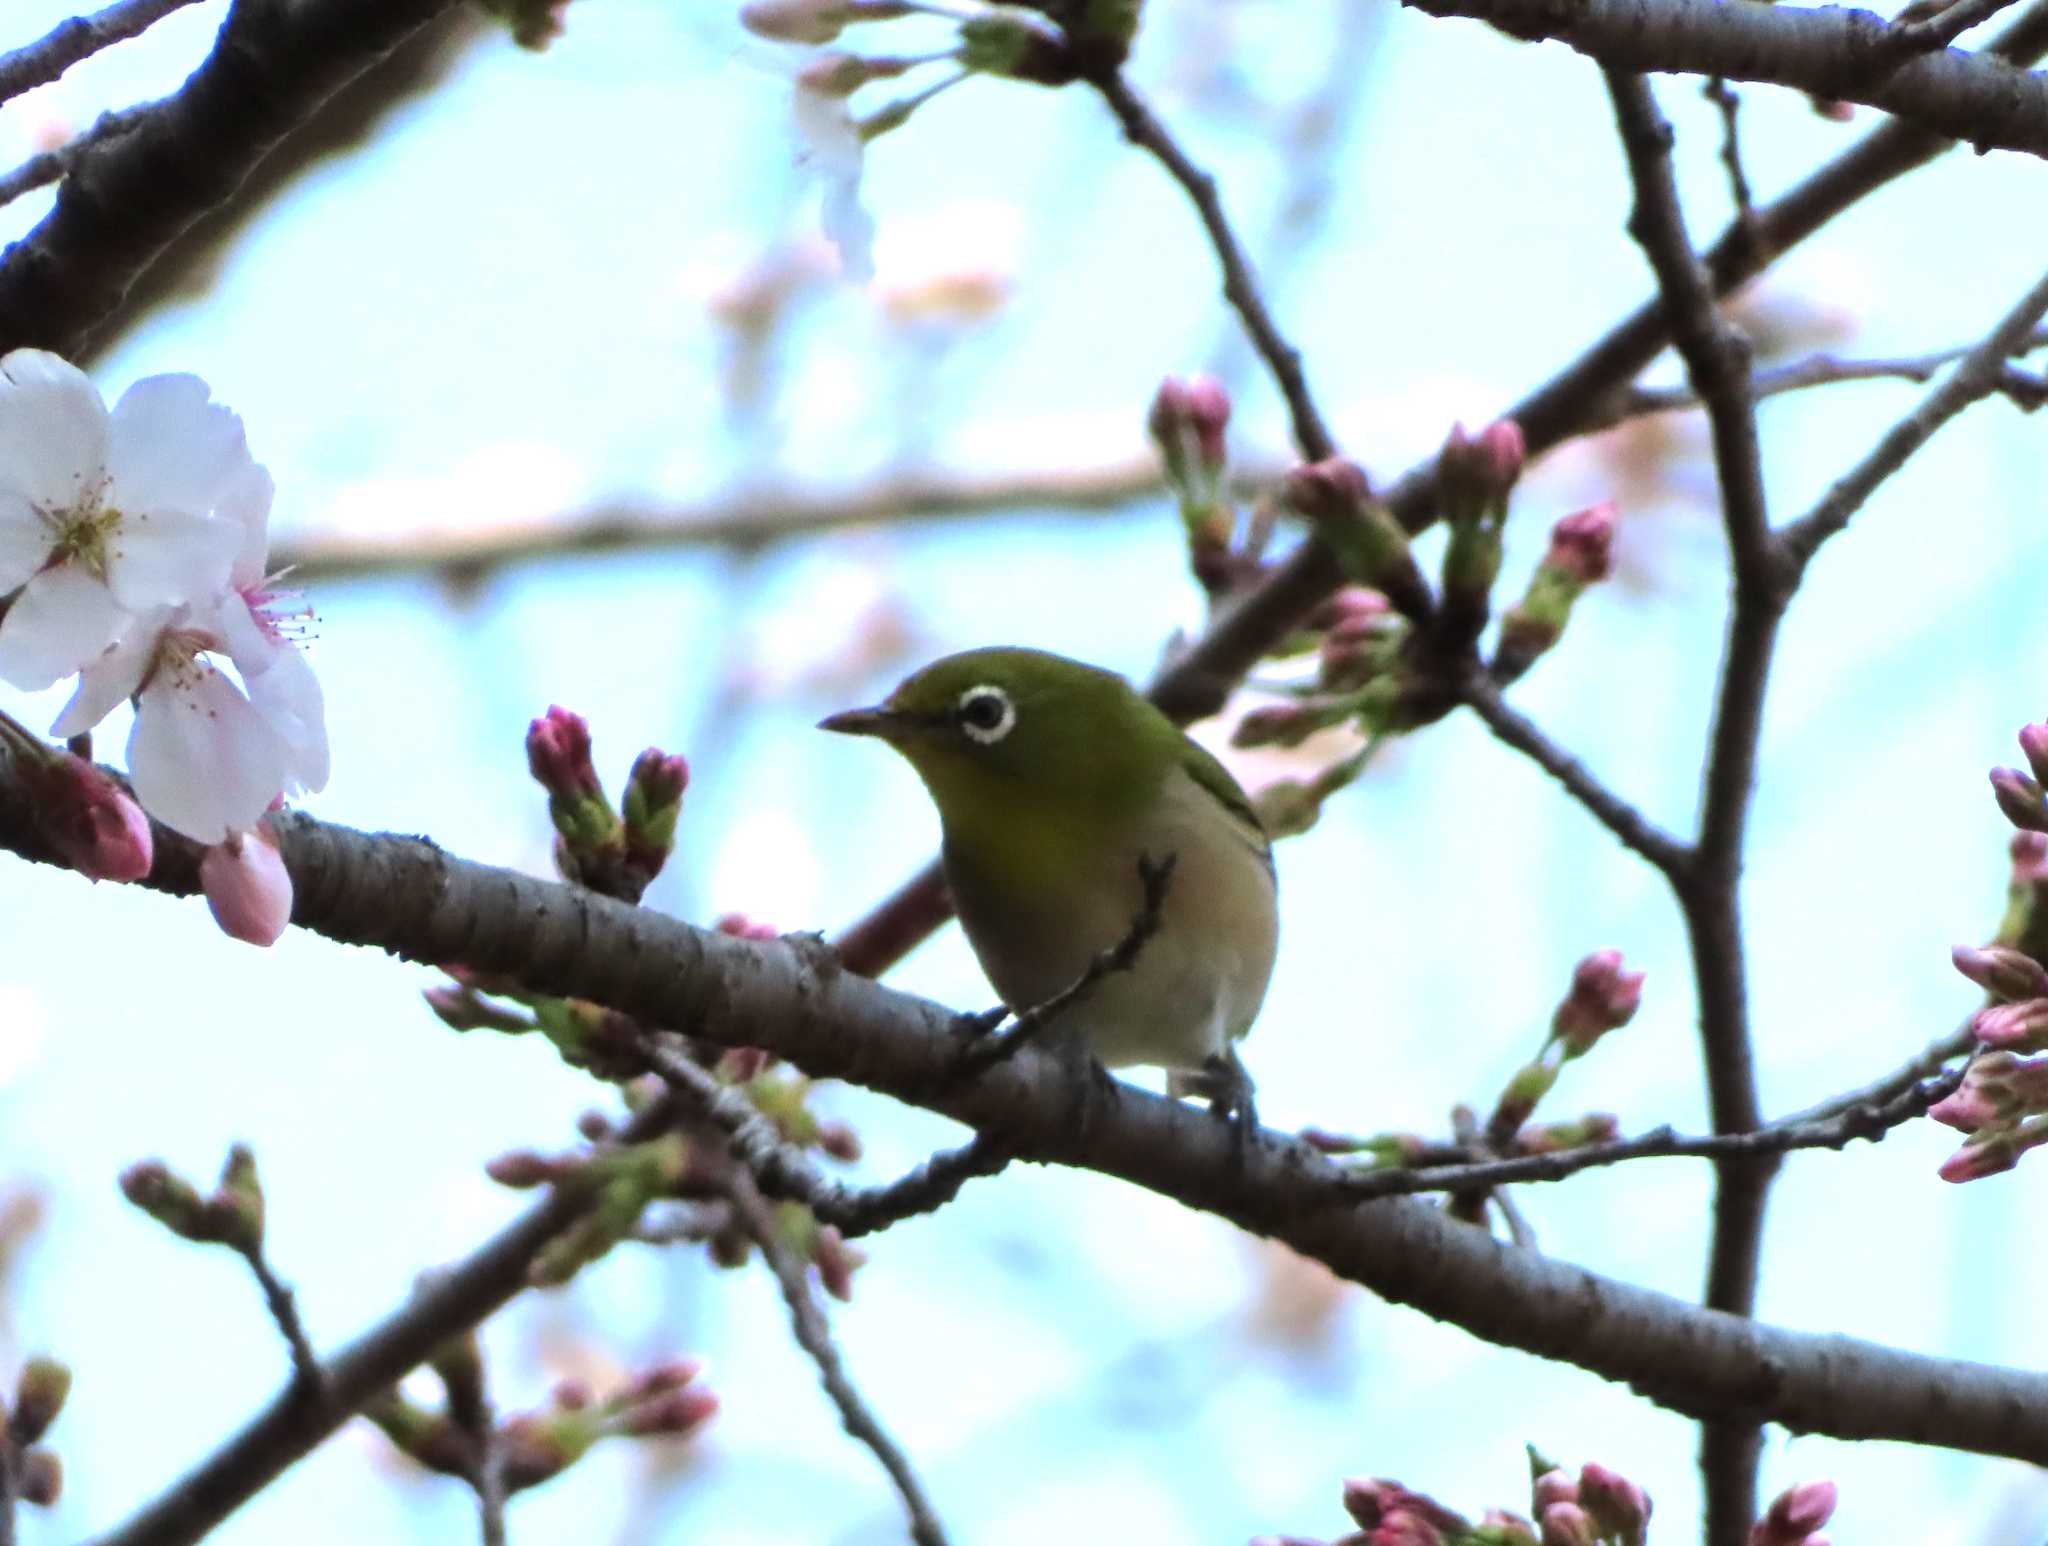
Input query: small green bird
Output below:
<box><xmin>820</xmin><ymin>646</ymin><xmax>1278</xmax><ymax>1125</ymax></box>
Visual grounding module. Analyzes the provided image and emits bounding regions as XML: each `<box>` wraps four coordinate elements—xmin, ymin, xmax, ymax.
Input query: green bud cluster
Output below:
<box><xmin>119</xmin><ymin>1145</ymin><xmax>267</xmax><ymax>1255</ymax></box>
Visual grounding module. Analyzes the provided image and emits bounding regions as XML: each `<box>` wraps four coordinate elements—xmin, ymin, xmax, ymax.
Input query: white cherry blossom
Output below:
<box><xmin>0</xmin><ymin>352</ymin><xmax>249</xmax><ymax>689</ymax></box>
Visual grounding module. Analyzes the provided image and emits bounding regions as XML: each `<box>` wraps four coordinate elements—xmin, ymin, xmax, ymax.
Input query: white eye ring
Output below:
<box><xmin>955</xmin><ymin>684</ymin><xmax>1016</xmax><ymax>744</ymax></box>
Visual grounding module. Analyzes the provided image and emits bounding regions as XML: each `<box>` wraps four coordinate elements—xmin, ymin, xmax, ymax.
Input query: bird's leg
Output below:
<box><xmin>1172</xmin><ymin>1046</ymin><xmax>1260</xmax><ymax>1163</ymax></box>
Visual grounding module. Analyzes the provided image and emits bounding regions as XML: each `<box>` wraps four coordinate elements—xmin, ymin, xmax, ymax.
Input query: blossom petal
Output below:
<box><xmin>0</xmin><ymin>491</ymin><xmax>52</xmax><ymax>591</ymax></box>
<box><xmin>51</xmin><ymin>606</ymin><xmax>171</xmax><ymax>737</ymax></box>
<box><xmin>127</xmin><ymin>662</ymin><xmax>287</xmax><ymax>843</ymax></box>
<box><xmin>103</xmin><ymin>505</ymin><xmax>239</xmax><ymax>611</ymax></box>
<box><xmin>0</xmin><ymin>351</ymin><xmax>109</xmax><ymax>512</ymax></box>
<box><xmin>107</xmin><ymin>374</ymin><xmax>252</xmax><ymax>518</ymax></box>
<box><xmin>218</xmin><ymin>461</ymin><xmax>275</xmax><ymax>589</ymax></box>
<box><xmin>244</xmin><ymin>639</ymin><xmax>328</xmax><ymax>793</ymax></box>
<box><xmin>0</xmin><ymin>563</ymin><xmax>129</xmax><ymax>690</ymax></box>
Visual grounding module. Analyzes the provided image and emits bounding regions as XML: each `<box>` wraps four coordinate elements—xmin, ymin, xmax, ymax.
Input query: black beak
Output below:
<box><xmin>817</xmin><ymin>705</ymin><xmax>901</xmax><ymax>738</ymax></box>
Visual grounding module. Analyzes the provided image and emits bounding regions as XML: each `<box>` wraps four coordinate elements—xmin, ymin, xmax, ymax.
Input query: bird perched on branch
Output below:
<box><xmin>820</xmin><ymin>646</ymin><xmax>1278</xmax><ymax>1128</ymax></box>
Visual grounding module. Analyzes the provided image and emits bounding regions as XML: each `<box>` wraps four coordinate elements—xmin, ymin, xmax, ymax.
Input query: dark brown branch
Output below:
<box><xmin>1606</xmin><ymin>70</ymin><xmax>1784</xmax><ymax>1544</ymax></box>
<box><xmin>1402</xmin><ymin>0</ymin><xmax>2048</xmax><ymax>158</ymax></box>
<box><xmin>725</xmin><ymin>1169</ymin><xmax>951</xmax><ymax>1546</ymax></box>
<box><xmin>0</xmin><ymin>0</ymin><xmax>457</xmax><ymax>360</ymax></box>
<box><xmin>1780</xmin><ymin>264</ymin><xmax>2048</xmax><ymax>570</ymax></box>
<box><xmin>1460</xmin><ymin>673</ymin><xmax>1690</xmax><ymax>878</ymax></box>
<box><xmin>1888</xmin><ymin>0</ymin><xmax>2022</xmax><ymax>54</ymax></box>
<box><xmin>1700</xmin><ymin>77</ymin><xmax>1758</xmax><ymax>255</ymax></box>
<box><xmin>0</xmin><ymin>0</ymin><xmax>204</xmax><ymax>106</ymax></box>
<box><xmin>1088</xmin><ymin>72</ymin><xmax>1337</xmax><ymax>463</ymax></box>
<box><xmin>16</xmin><ymin>802</ymin><xmax>2048</xmax><ymax>1487</ymax></box>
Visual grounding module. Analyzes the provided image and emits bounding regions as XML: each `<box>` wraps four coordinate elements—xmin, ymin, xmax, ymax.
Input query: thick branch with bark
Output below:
<box><xmin>1404</xmin><ymin>0</ymin><xmax>2048</xmax><ymax>158</ymax></box>
<box><xmin>9</xmin><ymin>795</ymin><xmax>2048</xmax><ymax>1510</ymax></box>
<box><xmin>0</xmin><ymin>0</ymin><xmax>458</xmax><ymax>360</ymax></box>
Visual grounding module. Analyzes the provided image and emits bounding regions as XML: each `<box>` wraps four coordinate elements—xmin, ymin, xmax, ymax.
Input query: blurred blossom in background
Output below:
<box><xmin>1</xmin><ymin>0</ymin><xmax>2046</xmax><ymax>1541</ymax></box>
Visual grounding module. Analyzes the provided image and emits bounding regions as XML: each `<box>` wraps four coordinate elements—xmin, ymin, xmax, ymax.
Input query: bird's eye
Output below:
<box><xmin>954</xmin><ymin>684</ymin><xmax>1016</xmax><ymax>745</ymax></box>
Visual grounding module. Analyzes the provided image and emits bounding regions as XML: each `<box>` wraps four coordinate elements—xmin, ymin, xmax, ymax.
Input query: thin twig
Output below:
<box><xmin>474</xmin><ymin>1432</ymin><xmax>507</xmax><ymax>1546</ymax></box>
<box><xmin>643</xmin><ymin>1039</ymin><xmax>1011</xmax><ymax>1238</ymax></box>
<box><xmin>1700</xmin><ymin>78</ymin><xmax>1759</xmax><ymax>254</ymax></box>
<box><xmin>1784</xmin><ymin>1022</ymin><xmax>1976</xmax><ymax>1124</ymax></box>
<box><xmin>726</xmin><ymin>1169</ymin><xmax>951</xmax><ymax>1546</ymax></box>
<box><xmin>0</xmin><ymin>0</ymin><xmax>206</xmax><ymax>106</ymax></box>
<box><xmin>237</xmin><ymin>1246</ymin><xmax>324</xmax><ymax>1400</ymax></box>
<box><xmin>958</xmin><ymin>853</ymin><xmax>1176</xmax><ymax>1071</ymax></box>
<box><xmin>1088</xmin><ymin>72</ymin><xmax>1336</xmax><ymax>462</ymax></box>
<box><xmin>1334</xmin><ymin>1058</ymin><xmax>1962</xmax><ymax>1198</ymax></box>
<box><xmin>1460</xmin><ymin>673</ymin><xmax>1691</xmax><ymax>878</ymax></box>
<box><xmin>1780</xmin><ymin>264</ymin><xmax>2048</xmax><ymax>569</ymax></box>
<box><xmin>1886</xmin><ymin>0</ymin><xmax>2021</xmax><ymax>54</ymax></box>
<box><xmin>0</xmin><ymin>105</ymin><xmax>148</xmax><ymax>209</ymax></box>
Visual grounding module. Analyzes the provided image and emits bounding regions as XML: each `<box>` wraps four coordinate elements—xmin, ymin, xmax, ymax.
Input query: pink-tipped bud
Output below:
<box><xmin>1184</xmin><ymin>375</ymin><xmax>1231</xmax><ymax>473</ymax></box>
<box><xmin>1952</xmin><ymin>943</ymin><xmax>2048</xmax><ymax>1002</ymax></box>
<box><xmin>1577</xmin><ymin>1463</ymin><xmax>1650</xmax><ymax>1544</ymax></box>
<box><xmin>16</xmin><ymin>1448</ymin><xmax>59</xmax><ymax>1508</ymax></box>
<box><xmin>714</xmin><ymin>913</ymin><xmax>781</xmax><ymax>943</ymax></box>
<box><xmin>1439</xmin><ymin>419</ymin><xmax>1526</xmax><ymax>515</ymax></box>
<box><xmin>740</xmin><ymin>0</ymin><xmax>850</xmax><ymax>42</ymax></box>
<box><xmin>200</xmin><ymin>825</ymin><xmax>293</xmax><ymax>947</ymax></box>
<box><xmin>1547</xmin><ymin>502</ymin><xmax>1617</xmax><ymax>584</ymax></box>
<box><xmin>627</xmin><ymin>747</ymin><xmax>688</xmax><ymax>810</ymax></box>
<box><xmin>1939</xmin><ymin>1132</ymin><xmax>2022</xmax><ymax>1183</ymax></box>
<box><xmin>2015</xmin><ymin>830</ymin><xmax>2048</xmax><ymax>882</ymax></box>
<box><xmin>2020</xmin><ymin>723</ymin><xmax>2048</xmax><ymax>787</ymax></box>
<box><xmin>1929</xmin><ymin>1051</ymin><xmax>2022</xmax><ymax>1131</ymax></box>
<box><xmin>1531</xmin><ymin>1469</ymin><xmax>1579</xmax><ymax>1512</ymax></box>
<box><xmin>1284</xmin><ymin>457</ymin><xmax>1374</xmax><ymax>524</ymax></box>
<box><xmin>620</xmin><ymin>1359</ymin><xmax>705</xmax><ymax>1402</ymax></box>
<box><xmin>620</xmin><ymin>1384</ymin><xmax>720</xmax><ymax>1437</ymax></box>
<box><xmin>528</xmin><ymin>706</ymin><xmax>601</xmax><ymax>800</ymax></box>
<box><xmin>814</xmin><ymin>1224</ymin><xmax>865</xmax><ymax>1302</ymax></box>
<box><xmin>1972</xmin><ymin>996</ymin><xmax>2048</xmax><ymax>1051</ymax></box>
<box><xmin>486</xmin><ymin>1149</ymin><xmax>569</xmax><ymax>1188</ymax></box>
<box><xmin>1552</xmin><ymin>949</ymin><xmax>1645</xmax><ymax>1055</ymax></box>
<box><xmin>1991</xmin><ymin>767</ymin><xmax>2048</xmax><ymax>832</ymax></box>
<box><xmin>1538</xmin><ymin>1501</ymin><xmax>1598</xmax><ymax>1546</ymax></box>
<box><xmin>816</xmin><ymin>1120</ymin><xmax>863</xmax><ymax>1162</ymax></box>
<box><xmin>1480</xmin><ymin>1510</ymin><xmax>1541</xmax><ymax>1546</ymax></box>
<box><xmin>30</xmin><ymin>753</ymin><xmax>151</xmax><ymax>882</ymax></box>
<box><xmin>1341</xmin><ymin>1480</ymin><xmax>1468</xmax><ymax>1536</ymax></box>
<box><xmin>1749</xmin><ymin>1479</ymin><xmax>1836</xmax><ymax>1546</ymax></box>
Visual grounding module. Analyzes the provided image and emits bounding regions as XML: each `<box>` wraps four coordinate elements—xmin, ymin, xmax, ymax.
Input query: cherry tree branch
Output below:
<box><xmin>1606</xmin><ymin>69</ymin><xmax>1784</xmax><ymax>1542</ymax></box>
<box><xmin>1088</xmin><ymin>72</ymin><xmax>1338</xmax><ymax>463</ymax></box>
<box><xmin>0</xmin><ymin>0</ymin><xmax>457</xmax><ymax>359</ymax></box>
<box><xmin>1404</xmin><ymin>0</ymin><xmax>2048</xmax><ymax>158</ymax></box>
<box><xmin>12</xmin><ymin>800</ymin><xmax>2048</xmax><ymax>1506</ymax></box>
<box><xmin>0</xmin><ymin>0</ymin><xmax>206</xmax><ymax>107</ymax></box>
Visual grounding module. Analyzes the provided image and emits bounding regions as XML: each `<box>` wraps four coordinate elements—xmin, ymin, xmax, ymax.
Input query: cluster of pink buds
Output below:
<box><xmin>1938</xmin><ymin>718</ymin><xmax>2048</xmax><ymax>1180</ymax></box>
<box><xmin>527</xmin><ymin>706</ymin><xmax>689</xmax><ymax>903</ymax></box>
<box><xmin>1148</xmin><ymin>376</ymin><xmax>1241</xmax><ymax>594</ymax></box>
<box><xmin>369</xmin><ymin>1355</ymin><xmax>715</xmax><ymax>1500</ymax></box>
<box><xmin>1747</xmin><ymin>1480</ymin><xmax>1835</xmax><ymax>1546</ymax></box>
<box><xmin>1257</xmin><ymin>1457</ymin><xmax>1653</xmax><ymax>1546</ymax></box>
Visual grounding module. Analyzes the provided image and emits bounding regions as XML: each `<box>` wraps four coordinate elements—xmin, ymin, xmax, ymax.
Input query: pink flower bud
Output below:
<box><xmin>814</xmin><ymin>1224</ymin><xmax>865</xmax><ymax>1301</ymax></box>
<box><xmin>1480</xmin><ymin>1509</ymin><xmax>1540</xmax><ymax>1546</ymax></box>
<box><xmin>1341</xmin><ymin>1480</ymin><xmax>1467</xmax><ymax>1536</ymax></box>
<box><xmin>628</xmin><ymin>747</ymin><xmax>689</xmax><ymax>810</ymax></box>
<box><xmin>1749</xmin><ymin>1479</ymin><xmax>1835</xmax><ymax>1545</ymax></box>
<box><xmin>1991</xmin><ymin>767</ymin><xmax>2048</xmax><ymax>832</ymax></box>
<box><xmin>485</xmin><ymin>1149</ymin><xmax>567</xmax><ymax>1188</ymax></box>
<box><xmin>1577</xmin><ymin>1462</ymin><xmax>1650</xmax><ymax>1544</ymax></box>
<box><xmin>1184</xmin><ymin>375</ymin><xmax>1231</xmax><ymax>473</ymax></box>
<box><xmin>528</xmin><ymin>706</ymin><xmax>601</xmax><ymax>799</ymax></box>
<box><xmin>1546</xmin><ymin>502</ymin><xmax>1618</xmax><ymax>584</ymax></box>
<box><xmin>620</xmin><ymin>1358</ymin><xmax>705</xmax><ymax>1402</ymax></box>
<box><xmin>817</xmin><ymin>1119</ymin><xmax>863</xmax><ymax>1162</ymax></box>
<box><xmin>1284</xmin><ymin>458</ymin><xmax>1374</xmax><ymax>525</ymax></box>
<box><xmin>1531</xmin><ymin>1468</ymin><xmax>1579</xmax><ymax>1512</ymax></box>
<box><xmin>1939</xmin><ymin>1133</ymin><xmax>2021</xmax><ymax>1183</ymax></box>
<box><xmin>714</xmin><ymin>913</ymin><xmax>781</xmax><ymax>943</ymax></box>
<box><xmin>1538</xmin><ymin>1501</ymin><xmax>1598</xmax><ymax>1546</ymax></box>
<box><xmin>1973</xmin><ymin>996</ymin><xmax>2048</xmax><ymax>1051</ymax></box>
<box><xmin>740</xmin><ymin>0</ymin><xmax>848</xmax><ymax>42</ymax></box>
<box><xmin>1439</xmin><ymin>419</ymin><xmax>1526</xmax><ymax>513</ymax></box>
<box><xmin>2014</xmin><ymin>830</ymin><xmax>2048</xmax><ymax>883</ymax></box>
<box><xmin>1552</xmin><ymin>949</ymin><xmax>1645</xmax><ymax>1055</ymax></box>
<box><xmin>552</xmin><ymin>1377</ymin><xmax>593</xmax><ymax>1411</ymax></box>
<box><xmin>1952</xmin><ymin>943</ymin><xmax>2048</xmax><ymax>1002</ymax></box>
<box><xmin>17</xmin><ymin>1448</ymin><xmax>59</xmax><ymax>1508</ymax></box>
<box><xmin>200</xmin><ymin>825</ymin><xmax>293</xmax><ymax>947</ymax></box>
<box><xmin>2021</xmin><ymin>722</ymin><xmax>2048</xmax><ymax>786</ymax></box>
<box><xmin>30</xmin><ymin>752</ymin><xmax>152</xmax><ymax>882</ymax></box>
<box><xmin>619</xmin><ymin>1384</ymin><xmax>720</xmax><ymax>1437</ymax></box>
<box><xmin>1928</xmin><ymin>1052</ymin><xmax>2022</xmax><ymax>1131</ymax></box>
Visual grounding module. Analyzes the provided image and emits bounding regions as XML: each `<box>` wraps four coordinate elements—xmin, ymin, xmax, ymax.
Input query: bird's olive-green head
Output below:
<box><xmin>818</xmin><ymin>647</ymin><xmax>1183</xmax><ymax>832</ymax></box>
